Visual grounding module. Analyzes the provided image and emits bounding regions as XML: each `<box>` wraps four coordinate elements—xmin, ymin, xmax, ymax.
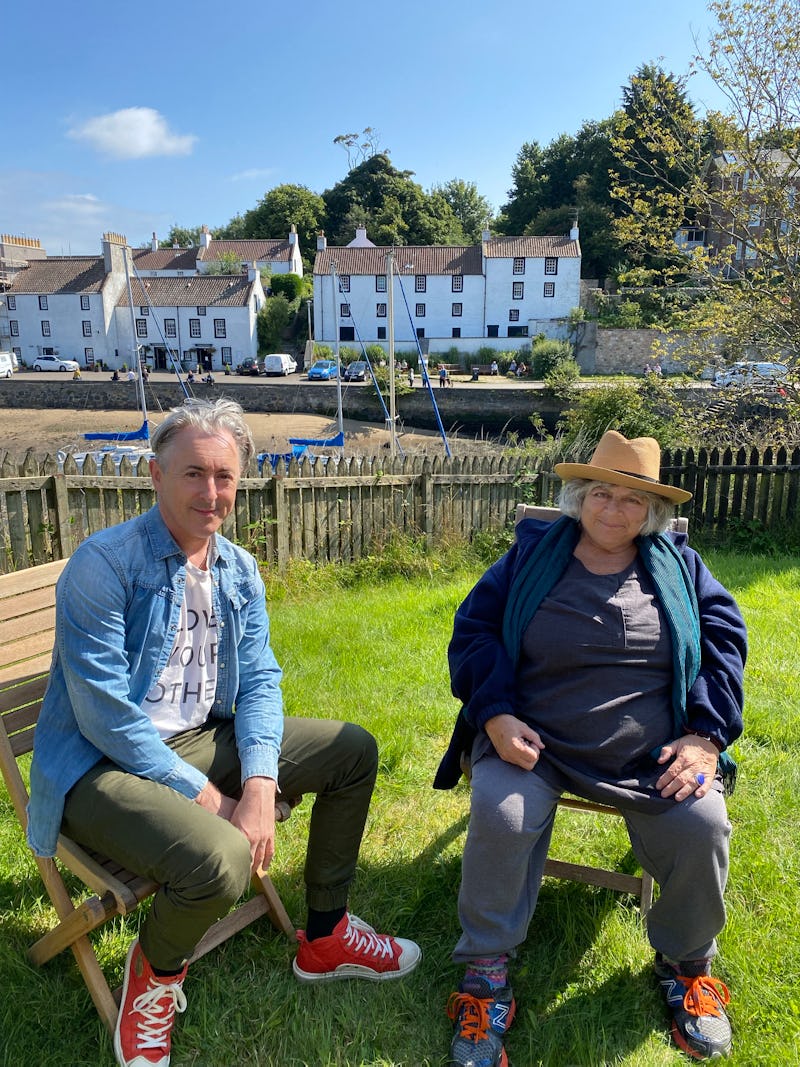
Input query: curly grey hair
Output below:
<box><xmin>558</xmin><ymin>478</ymin><xmax>675</xmax><ymax>536</ymax></box>
<box><xmin>151</xmin><ymin>398</ymin><xmax>255</xmax><ymax>469</ymax></box>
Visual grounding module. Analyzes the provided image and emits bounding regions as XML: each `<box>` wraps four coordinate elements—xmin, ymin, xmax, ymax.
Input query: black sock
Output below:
<box><xmin>151</xmin><ymin>965</ymin><xmax>184</xmax><ymax>979</ymax></box>
<box><xmin>305</xmin><ymin>906</ymin><xmax>347</xmax><ymax>941</ymax></box>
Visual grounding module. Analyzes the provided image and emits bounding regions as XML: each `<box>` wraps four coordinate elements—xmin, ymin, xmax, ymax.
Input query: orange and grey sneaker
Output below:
<box><xmin>655</xmin><ymin>954</ymin><xmax>732</xmax><ymax>1059</ymax></box>
<box><xmin>292</xmin><ymin>913</ymin><xmax>421</xmax><ymax>982</ymax></box>
<box><xmin>113</xmin><ymin>940</ymin><xmax>188</xmax><ymax>1067</ymax></box>
<box><xmin>447</xmin><ymin>975</ymin><xmax>516</xmax><ymax>1067</ymax></box>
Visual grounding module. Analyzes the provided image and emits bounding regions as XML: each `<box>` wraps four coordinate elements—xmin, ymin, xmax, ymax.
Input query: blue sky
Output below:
<box><xmin>1</xmin><ymin>0</ymin><xmax>726</xmax><ymax>255</ymax></box>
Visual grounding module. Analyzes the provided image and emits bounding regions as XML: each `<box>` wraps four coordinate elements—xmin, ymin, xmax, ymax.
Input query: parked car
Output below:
<box><xmin>714</xmin><ymin>360</ymin><xmax>789</xmax><ymax>387</ymax></box>
<box><xmin>0</xmin><ymin>351</ymin><xmax>16</xmax><ymax>378</ymax></box>
<box><xmin>343</xmin><ymin>360</ymin><xmax>368</xmax><ymax>382</ymax></box>
<box><xmin>33</xmin><ymin>355</ymin><xmax>80</xmax><ymax>372</ymax></box>
<box><xmin>236</xmin><ymin>357</ymin><xmax>263</xmax><ymax>376</ymax></box>
<box><xmin>307</xmin><ymin>359</ymin><xmax>339</xmax><ymax>381</ymax></box>
<box><xmin>263</xmin><ymin>353</ymin><xmax>298</xmax><ymax>376</ymax></box>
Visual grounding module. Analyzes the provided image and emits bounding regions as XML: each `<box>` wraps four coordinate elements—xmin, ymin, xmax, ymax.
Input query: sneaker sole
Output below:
<box><xmin>292</xmin><ymin>952</ymin><xmax>421</xmax><ymax>984</ymax></box>
<box><xmin>670</xmin><ymin>1020</ymin><xmax>732</xmax><ymax>1060</ymax></box>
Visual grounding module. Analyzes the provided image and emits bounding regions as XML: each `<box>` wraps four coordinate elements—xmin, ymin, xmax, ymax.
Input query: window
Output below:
<box><xmin>340</xmin><ymin>303</ymin><xmax>350</xmax><ymax>318</ymax></box>
<box><xmin>544</xmin><ymin>257</ymin><xmax>558</xmax><ymax>275</ymax></box>
<box><xmin>339</xmin><ymin>275</ymin><xmax>350</xmax><ymax>292</ymax></box>
<box><xmin>10</xmin><ymin>320</ymin><xmax>19</xmax><ymax>336</ymax></box>
<box><xmin>451</xmin><ymin>275</ymin><xmax>463</xmax><ymax>292</ymax></box>
<box><xmin>415</xmin><ymin>275</ymin><xmax>426</xmax><ymax>292</ymax></box>
<box><xmin>452</xmin><ymin>302</ymin><xmax>462</xmax><ymax>317</ymax></box>
<box><xmin>543</xmin><ymin>282</ymin><xmax>555</xmax><ymax>297</ymax></box>
<box><xmin>340</xmin><ymin>326</ymin><xmax>355</xmax><ymax>341</ymax></box>
<box><xmin>508</xmin><ymin>325</ymin><xmax>529</xmax><ymax>337</ymax></box>
<box><xmin>189</xmin><ymin>319</ymin><xmax>201</xmax><ymax>338</ymax></box>
<box><xmin>82</xmin><ymin>320</ymin><xmax>92</xmax><ymax>337</ymax></box>
<box><xmin>165</xmin><ymin>319</ymin><xmax>177</xmax><ymax>338</ymax></box>
<box><xmin>136</xmin><ymin>319</ymin><xmax>148</xmax><ymax>337</ymax></box>
<box><xmin>214</xmin><ymin>319</ymin><xmax>226</xmax><ymax>339</ymax></box>
<box><xmin>12</xmin><ymin>346</ymin><xmax>21</xmax><ymax>359</ymax></box>
<box><xmin>452</xmin><ymin>327</ymin><xmax>461</xmax><ymax>338</ymax></box>
<box><xmin>221</xmin><ymin>346</ymin><xmax>232</xmax><ymax>364</ymax></box>
<box><xmin>140</xmin><ymin>306</ymin><xmax>149</xmax><ymax>316</ymax></box>
<box><xmin>376</xmin><ymin>303</ymin><xmax>387</xmax><ymax>318</ymax></box>
<box><xmin>416</xmin><ymin>327</ymin><xmax>425</xmax><ymax>339</ymax></box>
<box><xmin>513</xmin><ymin>257</ymin><xmax>525</xmax><ymax>275</ymax></box>
<box><xmin>39</xmin><ymin>295</ymin><xmax>48</xmax><ymax>310</ymax></box>
<box><xmin>375</xmin><ymin>275</ymin><xmax>387</xmax><ymax>292</ymax></box>
<box><xmin>80</xmin><ymin>295</ymin><xmax>90</xmax><ymax>310</ymax></box>
<box><xmin>512</xmin><ymin>282</ymin><xmax>524</xmax><ymax>300</ymax></box>
<box><xmin>41</xmin><ymin>320</ymin><xmax>51</xmax><ymax>336</ymax></box>
<box><xmin>487</xmin><ymin>324</ymin><xmax>499</xmax><ymax>337</ymax></box>
<box><xmin>197</xmin><ymin>306</ymin><xmax>206</xmax><ymax>316</ymax></box>
<box><xmin>377</xmin><ymin>326</ymin><xmax>387</xmax><ymax>340</ymax></box>
<box><xmin>84</xmin><ymin>348</ymin><xmax>95</xmax><ymax>365</ymax></box>
<box><xmin>416</xmin><ymin>303</ymin><xmax>426</xmax><ymax>317</ymax></box>
<box><xmin>509</xmin><ymin>309</ymin><xmax>520</xmax><ymax>322</ymax></box>
<box><xmin>6</xmin><ymin>296</ymin><xmax>15</xmax><ymax>310</ymax></box>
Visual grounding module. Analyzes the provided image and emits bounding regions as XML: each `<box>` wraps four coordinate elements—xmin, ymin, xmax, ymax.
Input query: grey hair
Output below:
<box><xmin>151</xmin><ymin>398</ymin><xmax>255</xmax><ymax>469</ymax></box>
<box><xmin>558</xmin><ymin>478</ymin><xmax>675</xmax><ymax>535</ymax></box>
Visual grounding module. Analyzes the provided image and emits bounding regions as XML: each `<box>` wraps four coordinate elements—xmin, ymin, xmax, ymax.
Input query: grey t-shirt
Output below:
<box><xmin>514</xmin><ymin>555</ymin><xmax>677</xmax><ymax>811</ymax></box>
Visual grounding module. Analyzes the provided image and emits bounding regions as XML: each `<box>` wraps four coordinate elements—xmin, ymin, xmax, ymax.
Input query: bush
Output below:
<box><xmin>531</xmin><ymin>338</ymin><xmax>573</xmax><ymax>378</ymax></box>
<box><xmin>269</xmin><ymin>273</ymin><xmax>304</xmax><ymax>301</ymax></box>
<box><xmin>544</xmin><ymin>358</ymin><xmax>581</xmax><ymax>397</ymax></box>
<box><xmin>560</xmin><ymin>381</ymin><xmax>681</xmax><ymax>455</ymax></box>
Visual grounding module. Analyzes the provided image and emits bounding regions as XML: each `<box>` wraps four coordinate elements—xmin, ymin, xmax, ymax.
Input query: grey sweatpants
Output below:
<box><xmin>454</xmin><ymin>749</ymin><xmax>730</xmax><ymax>967</ymax></box>
<box><xmin>63</xmin><ymin>716</ymin><xmax>378</xmax><ymax>972</ymax></box>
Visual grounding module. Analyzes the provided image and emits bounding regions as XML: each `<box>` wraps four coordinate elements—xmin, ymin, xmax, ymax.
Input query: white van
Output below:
<box><xmin>0</xmin><ymin>351</ymin><xmax>16</xmax><ymax>378</ymax></box>
<box><xmin>263</xmin><ymin>353</ymin><xmax>297</xmax><ymax>376</ymax></box>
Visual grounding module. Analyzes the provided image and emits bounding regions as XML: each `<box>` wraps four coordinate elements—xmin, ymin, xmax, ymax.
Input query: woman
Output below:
<box><xmin>435</xmin><ymin>431</ymin><xmax>746</xmax><ymax>1065</ymax></box>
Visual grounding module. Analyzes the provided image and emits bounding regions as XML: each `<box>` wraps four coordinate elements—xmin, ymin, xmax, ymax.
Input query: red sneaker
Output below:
<box><xmin>113</xmin><ymin>940</ymin><xmax>188</xmax><ymax>1067</ymax></box>
<box><xmin>292</xmin><ymin>913</ymin><xmax>421</xmax><ymax>983</ymax></box>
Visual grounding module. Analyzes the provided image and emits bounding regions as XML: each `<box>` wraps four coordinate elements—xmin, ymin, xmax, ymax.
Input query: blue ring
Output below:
<box><xmin>696</xmin><ymin>772</ymin><xmax>705</xmax><ymax>786</ymax></box>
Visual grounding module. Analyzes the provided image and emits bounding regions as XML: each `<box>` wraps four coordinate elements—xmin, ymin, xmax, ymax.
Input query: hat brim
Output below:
<box><xmin>553</xmin><ymin>462</ymin><xmax>692</xmax><ymax>504</ymax></box>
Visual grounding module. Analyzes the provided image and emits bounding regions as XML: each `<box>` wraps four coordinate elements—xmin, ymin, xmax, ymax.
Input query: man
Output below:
<box><xmin>28</xmin><ymin>398</ymin><xmax>420</xmax><ymax>1067</ymax></box>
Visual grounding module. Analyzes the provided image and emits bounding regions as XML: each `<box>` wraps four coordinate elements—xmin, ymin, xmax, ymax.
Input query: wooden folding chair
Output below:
<box><xmin>0</xmin><ymin>560</ymin><xmax>296</xmax><ymax>1034</ymax></box>
<box><xmin>507</xmin><ymin>503</ymin><xmax>693</xmax><ymax>915</ymax></box>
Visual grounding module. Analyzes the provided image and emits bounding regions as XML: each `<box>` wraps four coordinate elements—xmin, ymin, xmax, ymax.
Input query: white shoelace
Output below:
<box><xmin>130</xmin><ymin>978</ymin><xmax>188</xmax><ymax>1050</ymax></box>
<box><xmin>343</xmin><ymin>915</ymin><xmax>395</xmax><ymax>960</ymax></box>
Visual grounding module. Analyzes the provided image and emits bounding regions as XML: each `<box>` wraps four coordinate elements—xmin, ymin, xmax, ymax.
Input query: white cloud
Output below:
<box><xmin>68</xmin><ymin>108</ymin><xmax>197</xmax><ymax>160</ymax></box>
<box><xmin>229</xmin><ymin>167</ymin><xmax>275</xmax><ymax>182</ymax></box>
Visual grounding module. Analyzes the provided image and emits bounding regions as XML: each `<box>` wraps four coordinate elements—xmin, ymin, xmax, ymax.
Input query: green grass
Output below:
<box><xmin>1</xmin><ymin>551</ymin><xmax>798</xmax><ymax>1065</ymax></box>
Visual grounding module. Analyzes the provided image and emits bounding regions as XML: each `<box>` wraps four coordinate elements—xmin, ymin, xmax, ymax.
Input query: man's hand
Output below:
<box><xmin>195</xmin><ymin>779</ymin><xmax>238</xmax><ymax>821</ymax></box>
<box><xmin>231</xmin><ymin>776</ymin><xmax>277</xmax><ymax>873</ymax></box>
<box><xmin>485</xmin><ymin>713</ymin><xmax>544</xmax><ymax>770</ymax></box>
<box><xmin>656</xmin><ymin>735</ymin><xmax>719</xmax><ymax>802</ymax></box>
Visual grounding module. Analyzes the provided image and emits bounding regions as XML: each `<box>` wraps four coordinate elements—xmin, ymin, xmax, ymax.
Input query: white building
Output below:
<box><xmin>4</xmin><ymin>233</ymin><xmax>266</xmax><ymax>371</ymax></box>
<box><xmin>312</xmin><ymin>227</ymin><xmax>581</xmax><ymax>355</ymax></box>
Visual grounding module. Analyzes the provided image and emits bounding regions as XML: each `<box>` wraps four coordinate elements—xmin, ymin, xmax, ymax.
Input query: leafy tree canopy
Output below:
<box><xmin>215</xmin><ymin>184</ymin><xmax>326</xmax><ymax>267</ymax></box>
<box><xmin>431</xmin><ymin>179</ymin><xmax>494</xmax><ymax>242</ymax></box>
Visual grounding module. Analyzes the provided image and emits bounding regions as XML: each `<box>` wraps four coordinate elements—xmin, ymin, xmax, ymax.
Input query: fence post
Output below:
<box><xmin>272</xmin><ymin>473</ymin><xmax>289</xmax><ymax>570</ymax></box>
<box><xmin>53</xmin><ymin>472</ymin><xmax>75</xmax><ymax>559</ymax></box>
<box><xmin>421</xmin><ymin>456</ymin><xmax>434</xmax><ymax>547</ymax></box>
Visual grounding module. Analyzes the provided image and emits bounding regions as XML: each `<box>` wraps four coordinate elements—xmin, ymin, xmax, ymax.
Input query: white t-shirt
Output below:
<box><xmin>143</xmin><ymin>560</ymin><xmax>218</xmax><ymax>739</ymax></box>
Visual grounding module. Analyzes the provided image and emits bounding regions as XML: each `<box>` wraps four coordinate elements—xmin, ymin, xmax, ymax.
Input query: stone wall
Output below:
<box><xmin>594</xmin><ymin>328</ymin><xmax>719</xmax><ymax>377</ymax></box>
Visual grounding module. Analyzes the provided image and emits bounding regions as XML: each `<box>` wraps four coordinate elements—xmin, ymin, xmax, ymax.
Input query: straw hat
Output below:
<box><xmin>554</xmin><ymin>430</ymin><xmax>692</xmax><ymax>504</ymax></box>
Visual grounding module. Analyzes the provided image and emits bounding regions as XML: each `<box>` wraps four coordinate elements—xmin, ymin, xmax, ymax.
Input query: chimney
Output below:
<box><xmin>151</xmin><ymin>232</ymin><xmax>158</xmax><ymax>252</ymax></box>
<box><xmin>316</xmin><ymin>231</ymin><xmax>327</xmax><ymax>251</ymax></box>
<box><xmin>288</xmin><ymin>224</ymin><xmax>297</xmax><ymax>246</ymax></box>
<box><xmin>481</xmin><ymin>228</ymin><xmax>491</xmax><ymax>242</ymax></box>
<box><xmin>247</xmin><ymin>261</ymin><xmax>259</xmax><ymax>283</ymax></box>
<box><xmin>570</xmin><ymin>219</ymin><xmax>580</xmax><ymax>242</ymax></box>
<box><xmin>200</xmin><ymin>225</ymin><xmax>212</xmax><ymax>250</ymax></box>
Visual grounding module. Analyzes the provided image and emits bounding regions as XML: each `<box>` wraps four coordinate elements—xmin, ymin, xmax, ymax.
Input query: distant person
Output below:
<box><xmin>516</xmin><ymin>362</ymin><xmax>527</xmax><ymax>378</ymax></box>
<box><xmin>408</xmin><ymin>368</ymin><xmax>415</xmax><ymax>387</ymax></box>
<box><xmin>439</xmin><ymin>366</ymin><xmax>449</xmax><ymax>389</ymax></box>
<box><xmin>111</xmin><ymin>369</ymin><xmax>120</xmax><ymax>382</ymax></box>
<box><xmin>72</xmin><ymin>367</ymin><xmax>82</xmax><ymax>381</ymax></box>
<box><xmin>490</xmin><ymin>360</ymin><xmax>499</xmax><ymax>376</ymax></box>
<box><xmin>186</xmin><ymin>370</ymin><xmax>196</xmax><ymax>384</ymax></box>
<box><xmin>509</xmin><ymin>359</ymin><xmax>517</xmax><ymax>376</ymax></box>
<box><xmin>141</xmin><ymin>366</ymin><xmax>150</xmax><ymax>383</ymax></box>
<box><xmin>203</xmin><ymin>373</ymin><xmax>216</xmax><ymax>386</ymax></box>
<box><xmin>126</xmin><ymin>369</ymin><xmax>136</xmax><ymax>383</ymax></box>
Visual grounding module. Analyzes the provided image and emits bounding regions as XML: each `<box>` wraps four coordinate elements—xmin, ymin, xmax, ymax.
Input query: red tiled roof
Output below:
<box><xmin>199</xmin><ymin>239</ymin><xmax>294</xmax><ymax>263</ymax></box>
<box><xmin>313</xmin><ymin>245</ymin><xmax>482</xmax><ymax>276</ymax></box>
<box><xmin>132</xmin><ymin>247</ymin><xmax>199</xmax><ymax>271</ymax></box>
<box><xmin>483</xmin><ymin>236</ymin><xmax>579</xmax><ymax>258</ymax></box>
<box><xmin>120</xmin><ymin>275</ymin><xmax>256</xmax><ymax>308</ymax></box>
<box><xmin>6</xmin><ymin>257</ymin><xmax>107</xmax><ymax>294</ymax></box>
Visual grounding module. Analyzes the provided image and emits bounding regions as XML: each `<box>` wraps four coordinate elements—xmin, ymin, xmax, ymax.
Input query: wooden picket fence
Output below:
<box><xmin>1</xmin><ymin>445</ymin><xmax>799</xmax><ymax>573</ymax></box>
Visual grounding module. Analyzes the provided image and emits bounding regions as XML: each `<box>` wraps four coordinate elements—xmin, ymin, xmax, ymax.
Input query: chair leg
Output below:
<box><xmin>639</xmin><ymin>871</ymin><xmax>655</xmax><ymax>917</ymax></box>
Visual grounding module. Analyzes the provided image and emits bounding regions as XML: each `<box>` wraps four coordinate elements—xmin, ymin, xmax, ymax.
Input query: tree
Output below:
<box><xmin>497</xmin><ymin>141</ymin><xmax>549</xmax><ymax>234</ymax></box>
<box><xmin>257</xmin><ymin>295</ymin><xmax>292</xmax><ymax>353</ymax></box>
<box><xmin>611</xmin><ymin>1</ymin><xmax>800</xmax><ymax>364</ymax></box>
<box><xmin>204</xmin><ymin>251</ymin><xmax>242</xmax><ymax>275</ymax></box>
<box><xmin>333</xmin><ymin>127</ymin><xmax>385</xmax><ymax>170</ymax></box>
<box><xmin>161</xmin><ymin>225</ymin><xmax>204</xmax><ymax>248</ymax></box>
<box><xmin>322</xmin><ymin>154</ymin><xmax>463</xmax><ymax>246</ymax></box>
<box><xmin>216</xmin><ymin>184</ymin><xmax>326</xmax><ymax>266</ymax></box>
<box><xmin>432</xmin><ymin>179</ymin><xmax>494</xmax><ymax>242</ymax></box>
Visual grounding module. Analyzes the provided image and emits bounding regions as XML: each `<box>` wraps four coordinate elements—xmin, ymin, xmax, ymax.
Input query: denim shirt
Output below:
<box><xmin>27</xmin><ymin>505</ymin><xmax>283</xmax><ymax>857</ymax></box>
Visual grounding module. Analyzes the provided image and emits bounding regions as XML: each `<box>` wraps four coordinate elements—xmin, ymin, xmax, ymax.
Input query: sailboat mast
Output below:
<box><xmin>386</xmin><ymin>250</ymin><xmax>397</xmax><ymax>458</ymax></box>
<box><xmin>124</xmin><ymin>247</ymin><xmax>149</xmax><ymax>439</ymax></box>
<box><xmin>330</xmin><ymin>261</ymin><xmax>344</xmax><ymax>438</ymax></box>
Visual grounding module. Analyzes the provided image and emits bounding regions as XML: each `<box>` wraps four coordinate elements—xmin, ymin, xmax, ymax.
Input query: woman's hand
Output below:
<box><xmin>485</xmin><ymin>713</ymin><xmax>544</xmax><ymax>770</ymax></box>
<box><xmin>656</xmin><ymin>735</ymin><xmax>719</xmax><ymax>802</ymax></box>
